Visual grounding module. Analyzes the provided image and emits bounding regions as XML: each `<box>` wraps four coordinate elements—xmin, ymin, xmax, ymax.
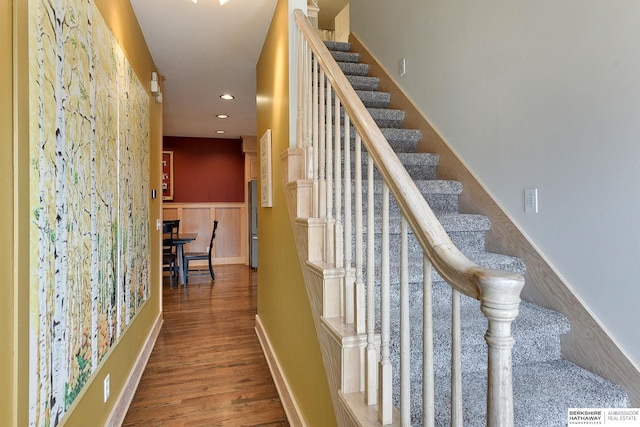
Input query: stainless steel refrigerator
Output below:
<box><xmin>248</xmin><ymin>180</ymin><xmax>258</xmax><ymax>269</ymax></box>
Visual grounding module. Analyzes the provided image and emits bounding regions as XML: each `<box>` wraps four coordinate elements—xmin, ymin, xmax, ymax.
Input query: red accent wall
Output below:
<box><xmin>163</xmin><ymin>136</ymin><xmax>245</xmax><ymax>202</ymax></box>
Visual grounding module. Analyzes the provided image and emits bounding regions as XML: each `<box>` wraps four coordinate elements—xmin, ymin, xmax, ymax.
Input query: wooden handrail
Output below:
<box><xmin>294</xmin><ymin>9</ymin><xmax>524</xmax><ymax>302</ymax></box>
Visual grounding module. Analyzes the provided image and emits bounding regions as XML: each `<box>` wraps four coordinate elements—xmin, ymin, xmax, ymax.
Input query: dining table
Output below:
<box><xmin>170</xmin><ymin>232</ymin><xmax>197</xmax><ymax>286</ymax></box>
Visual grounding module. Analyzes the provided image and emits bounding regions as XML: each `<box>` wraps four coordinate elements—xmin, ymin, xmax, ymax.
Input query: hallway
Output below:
<box><xmin>122</xmin><ymin>265</ymin><xmax>289</xmax><ymax>426</ymax></box>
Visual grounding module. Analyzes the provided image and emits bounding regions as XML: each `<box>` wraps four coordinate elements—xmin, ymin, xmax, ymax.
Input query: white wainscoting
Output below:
<box><xmin>163</xmin><ymin>202</ymin><xmax>247</xmax><ymax>265</ymax></box>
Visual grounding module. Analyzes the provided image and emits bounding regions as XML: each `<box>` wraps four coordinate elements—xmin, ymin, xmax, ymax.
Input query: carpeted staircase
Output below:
<box><xmin>324</xmin><ymin>40</ymin><xmax>629</xmax><ymax>426</ymax></box>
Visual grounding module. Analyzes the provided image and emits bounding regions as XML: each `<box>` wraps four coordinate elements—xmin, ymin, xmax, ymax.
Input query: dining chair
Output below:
<box><xmin>163</xmin><ymin>219</ymin><xmax>180</xmax><ymax>234</ymax></box>
<box><xmin>162</xmin><ymin>220</ymin><xmax>180</xmax><ymax>287</ymax></box>
<box><xmin>184</xmin><ymin>220</ymin><xmax>217</xmax><ymax>282</ymax></box>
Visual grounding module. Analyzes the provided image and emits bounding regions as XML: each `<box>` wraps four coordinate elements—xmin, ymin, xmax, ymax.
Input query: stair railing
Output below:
<box><xmin>294</xmin><ymin>9</ymin><xmax>525</xmax><ymax>426</ymax></box>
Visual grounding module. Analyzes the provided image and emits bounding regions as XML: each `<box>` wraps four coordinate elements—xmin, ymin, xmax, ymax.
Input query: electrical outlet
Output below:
<box><xmin>399</xmin><ymin>58</ymin><xmax>406</xmax><ymax>76</ymax></box>
<box><xmin>156</xmin><ymin>218</ymin><xmax>161</xmax><ymax>230</ymax></box>
<box><xmin>104</xmin><ymin>374</ymin><xmax>110</xmax><ymax>403</ymax></box>
<box><xmin>525</xmin><ymin>188</ymin><xmax>538</xmax><ymax>213</ymax></box>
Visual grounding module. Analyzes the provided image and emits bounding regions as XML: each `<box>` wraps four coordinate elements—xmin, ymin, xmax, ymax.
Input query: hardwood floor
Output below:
<box><xmin>123</xmin><ymin>265</ymin><xmax>289</xmax><ymax>426</ymax></box>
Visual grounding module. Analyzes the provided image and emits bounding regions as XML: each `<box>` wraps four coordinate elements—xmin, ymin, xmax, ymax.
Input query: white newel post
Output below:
<box><xmin>480</xmin><ymin>275</ymin><xmax>524</xmax><ymax>427</ymax></box>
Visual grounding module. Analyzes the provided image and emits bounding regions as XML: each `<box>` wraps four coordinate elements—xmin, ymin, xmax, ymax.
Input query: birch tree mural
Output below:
<box><xmin>28</xmin><ymin>1</ymin><xmax>151</xmax><ymax>425</ymax></box>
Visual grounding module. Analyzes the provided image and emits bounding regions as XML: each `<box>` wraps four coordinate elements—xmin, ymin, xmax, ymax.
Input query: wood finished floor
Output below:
<box><xmin>123</xmin><ymin>265</ymin><xmax>289</xmax><ymax>426</ymax></box>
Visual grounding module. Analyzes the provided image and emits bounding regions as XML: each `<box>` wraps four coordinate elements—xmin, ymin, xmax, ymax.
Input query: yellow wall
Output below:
<box><xmin>256</xmin><ymin>1</ymin><xmax>336</xmax><ymax>425</ymax></box>
<box><xmin>9</xmin><ymin>0</ymin><xmax>163</xmax><ymax>425</ymax></box>
<box><xmin>1</xmin><ymin>0</ymin><xmax>16</xmax><ymax>424</ymax></box>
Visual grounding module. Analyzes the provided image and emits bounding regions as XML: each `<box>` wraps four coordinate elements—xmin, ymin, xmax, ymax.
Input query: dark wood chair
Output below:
<box><xmin>184</xmin><ymin>220</ymin><xmax>217</xmax><ymax>282</ymax></box>
<box><xmin>162</xmin><ymin>220</ymin><xmax>180</xmax><ymax>287</ymax></box>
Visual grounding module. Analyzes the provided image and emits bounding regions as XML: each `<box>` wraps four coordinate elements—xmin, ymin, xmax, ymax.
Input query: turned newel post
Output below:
<box><xmin>479</xmin><ymin>273</ymin><xmax>525</xmax><ymax>427</ymax></box>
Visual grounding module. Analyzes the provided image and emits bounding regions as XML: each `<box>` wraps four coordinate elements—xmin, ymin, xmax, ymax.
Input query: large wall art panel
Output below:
<box><xmin>28</xmin><ymin>1</ymin><xmax>150</xmax><ymax>425</ymax></box>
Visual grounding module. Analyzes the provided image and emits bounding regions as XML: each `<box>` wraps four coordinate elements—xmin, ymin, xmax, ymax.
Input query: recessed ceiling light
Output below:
<box><xmin>220</xmin><ymin>94</ymin><xmax>234</xmax><ymax>100</ymax></box>
<box><xmin>219</xmin><ymin>0</ymin><xmax>230</xmax><ymax>5</ymax></box>
<box><xmin>216</xmin><ymin>114</ymin><xmax>229</xmax><ymax>119</ymax></box>
<box><xmin>216</xmin><ymin>130</ymin><xmax>225</xmax><ymax>134</ymax></box>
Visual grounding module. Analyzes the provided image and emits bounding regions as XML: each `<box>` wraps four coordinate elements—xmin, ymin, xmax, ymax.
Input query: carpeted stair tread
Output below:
<box><xmin>382</xmin><ymin>251</ymin><xmax>525</xmax><ymax>285</ymax></box>
<box><xmin>466</xmin><ymin>250</ymin><xmax>527</xmax><ymax>275</ymax></box>
<box><xmin>340</xmin><ymin>127</ymin><xmax>423</xmax><ymax>152</ymax></box>
<box><xmin>511</xmin><ymin>361</ymin><xmax>630</xmax><ymax>424</ymax></box>
<box><xmin>386</xmin><ymin>140</ymin><xmax>419</xmax><ymax>153</ymax></box>
<box><xmin>438</xmin><ymin>213</ymin><xmax>491</xmax><ymax>232</ymax></box>
<box><xmin>368</xmin><ymin>107</ymin><xmax>405</xmax><ymax>128</ymax></box>
<box><xmin>330</xmin><ymin>50</ymin><xmax>360</xmax><ymax>63</ymax></box>
<box><xmin>366</xmin><ymin>250</ymin><xmax>525</xmax><ymax>289</ymax></box>
<box><xmin>363</xmin><ymin>214</ymin><xmax>489</xmax><ymax>235</ymax></box>
<box><xmin>413</xmin><ymin>180</ymin><xmax>462</xmax><ymax>195</ymax></box>
<box><xmin>338</xmin><ymin>107</ymin><xmax>405</xmax><ymax>127</ymax></box>
<box><xmin>359</xmin><ymin>214</ymin><xmax>490</xmax><ymax>254</ymax></box>
<box><xmin>358</xmin><ymin>180</ymin><xmax>461</xmax><ymax>215</ymax></box>
<box><xmin>385</xmin><ymin>296</ymin><xmax>569</xmax><ymax>374</ymax></box>
<box><xmin>398</xmin><ymin>151</ymin><xmax>438</xmax><ymax>167</ymax></box>
<box><xmin>418</xmin><ymin>360</ymin><xmax>630</xmax><ymax>427</ymax></box>
<box><xmin>338</xmin><ymin>61</ymin><xmax>369</xmax><ymax>76</ymax></box>
<box><xmin>360</xmin><ymin>179</ymin><xmax>462</xmax><ymax>196</ymax></box>
<box><xmin>379</xmin><ymin>152</ymin><xmax>439</xmax><ymax>169</ymax></box>
<box><xmin>382</xmin><ymin>127</ymin><xmax>422</xmax><ymax>144</ymax></box>
<box><xmin>377</xmin><ymin>249</ymin><xmax>527</xmax><ymax>278</ymax></box>
<box><xmin>324</xmin><ymin>40</ymin><xmax>351</xmax><ymax>52</ymax></box>
<box><xmin>343</xmin><ymin>129</ymin><xmax>422</xmax><ymax>151</ymax></box>
<box><xmin>341</xmin><ymin>127</ymin><xmax>422</xmax><ymax>152</ymax></box>
<box><xmin>365</xmin><ymin>225</ymin><xmax>486</xmax><ymax>256</ymax></box>
<box><xmin>346</xmin><ymin>75</ymin><xmax>379</xmax><ymax>91</ymax></box>
<box><xmin>345</xmin><ymin>151</ymin><xmax>439</xmax><ymax>180</ymax></box>
<box><xmin>355</xmin><ymin>90</ymin><xmax>391</xmax><ymax>108</ymax></box>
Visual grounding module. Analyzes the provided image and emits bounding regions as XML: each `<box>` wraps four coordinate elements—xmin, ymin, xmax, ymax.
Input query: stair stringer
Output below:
<box><xmin>283</xmin><ymin>148</ymin><xmax>398</xmax><ymax>426</ymax></box>
<box><xmin>347</xmin><ymin>34</ymin><xmax>640</xmax><ymax>406</ymax></box>
<box><xmin>285</xmin><ymin>189</ymin><xmax>351</xmax><ymax>426</ymax></box>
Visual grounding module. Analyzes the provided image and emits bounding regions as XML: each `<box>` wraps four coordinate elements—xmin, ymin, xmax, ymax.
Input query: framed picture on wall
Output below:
<box><xmin>260</xmin><ymin>129</ymin><xmax>272</xmax><ymax>207</ymax></box>
<box><xmin>162</xmin><ymin>151</ymin><xmax>174</xmax><ymax>201</ymax></box>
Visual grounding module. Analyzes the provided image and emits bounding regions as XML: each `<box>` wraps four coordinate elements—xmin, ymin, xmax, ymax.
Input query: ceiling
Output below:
<box><xmin>130</xmin><ymin>0</ymin><xmax>348</xmax><ymax>140</ymax></box>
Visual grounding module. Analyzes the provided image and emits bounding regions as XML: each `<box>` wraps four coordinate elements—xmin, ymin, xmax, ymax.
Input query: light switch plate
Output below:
<box><xmin>525</xmin><ymin>188</ymin><xmax>538</xmax><ymax>213</ymax></box>
<box><xmin>104</xmin><ymin>374</ymin><xmax>110</xmax><ymax>403</ymax></box>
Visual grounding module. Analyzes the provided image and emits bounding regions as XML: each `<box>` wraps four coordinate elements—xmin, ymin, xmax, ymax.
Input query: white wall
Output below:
<box><xmin>351</xmin><ymin>0</ymin><xmax>640</xmax><ymax>367</ymax></box>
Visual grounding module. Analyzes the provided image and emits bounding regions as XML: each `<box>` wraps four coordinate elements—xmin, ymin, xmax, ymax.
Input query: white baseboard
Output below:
<box><xmin>105</xmin><ymin>313</ymin><xmax>163</xmax><ymax>426</ymax></box>
<box><xmin>255</xmin><ymin>314</ymin><xmax>306</xmax><ymax>427</ymax></box>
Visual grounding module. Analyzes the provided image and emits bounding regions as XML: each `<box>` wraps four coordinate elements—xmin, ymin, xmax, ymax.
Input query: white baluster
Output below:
<box><xmin>318</xmin><ymin>69</ymin><xmax>326</xmax><ymax>221</ymax></box>
<box><xmin>305</xmin><ymin>45</ymin><xmax>313</xmax><ymax>181</ymax></box>
<box><xmin>334</xmin><ymin>96</ymin><xmax>343</xmax><ymax>316</ymax></box>
<box><xmin>423</xmin><ymin>256</ymin><xmax>435</xmax><ymax>427</ymax></box>
<box><xmin>400</xmin><ymin>216</ymin><xmax>410</xmax><ymax>426</ymax></box>
<box><xmin>344</xmin><ymin>115</ymin><xmax>353</xmax><ymax>325</ymax></box>
<box><xmin>325</xmin><ymin>81</ymin><xmax>334</xmax><ymax>265</ymax></box>
<box><xmin>451</xmin><ymin>289</ymin><xmax>463</xmax><ymax>425</ymax></box>
<box><xmin>312</xmin><ymin>56</ymin><xmax>319</xmax><ymax>217</ymax></box>
<box><xmin>365</xmin><ymin>153</ymin><xmax>377</xmax><ymax>406</ymax></box>
<box><xmin>296</xmin><ymin>29</ymin><xmax>303</xmax><ymax>149</ymax></box>
<box><xmin>379</xmin><ymin>183</ymin><xmax>392</xmax><ymax>425</ymax></box>
<box><xmin>354</xmin><ymin>134</ymin><xmax>365</xmax><ymax>335</ymax></box>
